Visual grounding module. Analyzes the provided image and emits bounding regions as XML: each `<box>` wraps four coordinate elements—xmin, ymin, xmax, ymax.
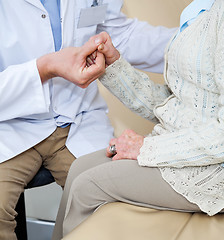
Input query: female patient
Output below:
<box><xmin>54</xmin><ymin>0</ymin><xmax>224</xmax><ymax>238</ymax></box>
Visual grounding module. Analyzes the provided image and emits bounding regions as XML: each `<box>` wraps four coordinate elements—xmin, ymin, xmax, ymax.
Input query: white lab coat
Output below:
<box><xmin>0</xmin><ymin>0</ymin><xmax>175</xmax><ymax>163</ymax></box>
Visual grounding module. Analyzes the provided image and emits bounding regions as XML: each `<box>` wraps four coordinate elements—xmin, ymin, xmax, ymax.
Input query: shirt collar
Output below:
<box><xmin>180</xmin><ymin>0</ymin><xmax>215</xmax><ymax>31</ymax></box>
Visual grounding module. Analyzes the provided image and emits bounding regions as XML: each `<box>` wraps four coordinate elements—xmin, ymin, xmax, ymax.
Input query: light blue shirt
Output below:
<box><xmin>180</xmin><ymin>0</ymin><xmax>215</xmax><ymax>32</ymax></box>
<box><xmin>40</xmin><ymin>0</ymin><xmax>62</xmax><ymax>51</ymax></box>
<box><xmin>40</xmin><ymin>0</ymin><xmax>70</xmax><ymax>126</ymax></box>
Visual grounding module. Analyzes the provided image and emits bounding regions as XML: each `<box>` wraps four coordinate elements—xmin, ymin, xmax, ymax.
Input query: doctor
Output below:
<box><xmin>0</xmin><ymin>0</ymin><xmax>175</xmax><ymax>239</ymax></box>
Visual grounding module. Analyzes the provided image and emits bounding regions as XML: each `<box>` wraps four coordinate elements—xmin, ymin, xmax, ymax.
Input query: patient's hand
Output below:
<box><xmin>107</xmin><ymin>129</ymin><xmax>144</xmax><ymax>161</ymax></box>
<box><xmin>86</xmin><ymin>32</ymin><xmax>120</xmax><ymax>67</ymax></box>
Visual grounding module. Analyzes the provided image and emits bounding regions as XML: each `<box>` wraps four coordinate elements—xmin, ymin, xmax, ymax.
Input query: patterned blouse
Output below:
<box><xmin>99</xmin><ymin>0</ymin><xmax>224</xmax><ymax>215</ymax></box>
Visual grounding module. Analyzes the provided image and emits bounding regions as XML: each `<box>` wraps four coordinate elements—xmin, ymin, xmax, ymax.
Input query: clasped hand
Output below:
<box><xmin>37</xmin><ymin>32</ymin><xmax>120</xmax><ymax>88</ymax></box>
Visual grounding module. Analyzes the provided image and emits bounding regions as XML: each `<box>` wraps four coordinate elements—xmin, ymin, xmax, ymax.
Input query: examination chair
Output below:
<box><xmin>15</xmin><ymin>166</ymin><xmax>54</xmax><ymax>240</ymax></box>
<box><xmin>62</xmin><ymin>0</ymin><xmax>224</xmax><ymax>239</ymax></box>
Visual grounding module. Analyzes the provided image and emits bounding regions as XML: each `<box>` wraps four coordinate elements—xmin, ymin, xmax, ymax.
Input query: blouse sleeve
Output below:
<box><xmin>99</xmin><ymin>56</ymin><xmax>172</xmax><ymax>123</ymax></box>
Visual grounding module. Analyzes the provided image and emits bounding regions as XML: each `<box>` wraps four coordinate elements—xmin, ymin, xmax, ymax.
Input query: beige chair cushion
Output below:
<box><xmin>63</xmin><ymin>202</ymin><xmax>224</xmax><ymax>240</ymax></box>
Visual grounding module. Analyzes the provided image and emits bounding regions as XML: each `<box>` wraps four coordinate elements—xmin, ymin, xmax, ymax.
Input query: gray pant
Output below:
<box><xmin>52</xmin><ymin>149</ymin><xmax>200</xmax><ymax>239</ymax></box>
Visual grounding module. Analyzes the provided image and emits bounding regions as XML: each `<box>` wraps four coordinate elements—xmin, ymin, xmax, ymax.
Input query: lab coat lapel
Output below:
<box><xmin>24</xmin><ymin>0</ymin><xmax>46</xmax><ymax>11</ymax></box>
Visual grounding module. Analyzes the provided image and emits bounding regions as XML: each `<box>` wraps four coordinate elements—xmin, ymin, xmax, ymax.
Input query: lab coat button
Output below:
<box><xmin>41</xmin><ymin>14</ymin><xmax>46</xmax><ymax>19</ymax></box>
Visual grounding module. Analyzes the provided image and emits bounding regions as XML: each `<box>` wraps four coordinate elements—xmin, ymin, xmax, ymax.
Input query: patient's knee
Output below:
<box><xmin>69</xmin><ymin>171</ymin><xmax>105</xmax><ymax>208</ymax></box>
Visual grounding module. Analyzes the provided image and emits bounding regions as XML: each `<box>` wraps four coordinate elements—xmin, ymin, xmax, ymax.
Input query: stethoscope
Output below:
<box><xmin>91</xmin><ymin>0</ymin><xmax>99</xmax><ymax>7</ymax></box>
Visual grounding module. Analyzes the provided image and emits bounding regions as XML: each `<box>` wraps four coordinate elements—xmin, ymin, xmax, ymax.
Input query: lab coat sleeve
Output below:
<box><xmin>97</xmin><ymin>0</ymin><xmax>177</xmax><ymax>73</ymax></box>
<box><xmin>99</xmin><ymin>57</ymin><xmax>171</xmax><ymax>123</ymax></box>
<box><xmin>0</xmin><ymin>59</ymin><xmax>50</xmax><ymax>122</ymax></box>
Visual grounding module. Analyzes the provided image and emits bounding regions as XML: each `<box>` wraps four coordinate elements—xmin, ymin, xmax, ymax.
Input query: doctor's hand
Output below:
<box><xmin>106</xmin><ymin>129</ymin><xmax>144</xmax><ymax>161</ymax></box>
<box><xmin>37</xmin><ymin>39</ymin><xmax>105</xmax><ymax>88</ymax></box>
<box><xmin>87</xmin><ymin>32</ymin><xmax>120</xmax><ymax>67</ymax></box>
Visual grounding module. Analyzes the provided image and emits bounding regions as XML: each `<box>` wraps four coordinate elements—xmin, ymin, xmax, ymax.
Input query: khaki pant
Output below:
<box><xmin>0</xmin><ymin>126</ymin><xmax>75</xmax><ymax>240</ymax></box>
